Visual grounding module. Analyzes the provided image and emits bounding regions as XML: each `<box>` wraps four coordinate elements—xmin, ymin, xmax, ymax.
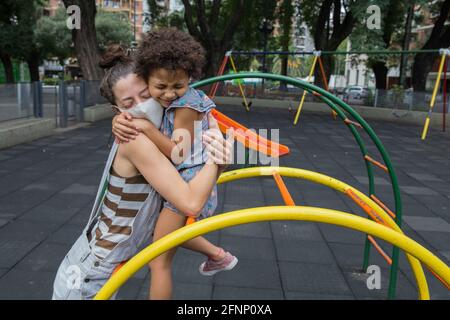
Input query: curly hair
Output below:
<box><xmin>99</xmin><ymin>44</ymin><xmax>135</xmax><ymax>105</ymax></box>
<box><xmin>135</xmin><ymin>28</ymin><xmax>206</xmax><ymax>81</ymax></box>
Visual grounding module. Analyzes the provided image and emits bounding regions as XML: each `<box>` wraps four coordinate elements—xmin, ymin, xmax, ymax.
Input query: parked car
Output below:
<box><xmin>343</xmin><ymin>86</ymin><xmax>371</xmax><ymax>101</ymax></box>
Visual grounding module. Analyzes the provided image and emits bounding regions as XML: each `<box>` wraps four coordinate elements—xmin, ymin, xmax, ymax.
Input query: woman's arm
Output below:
<box><xmin>120</xmin><ymin>134</ymin><xmax>220</xmax><ymax>216</ymax></box>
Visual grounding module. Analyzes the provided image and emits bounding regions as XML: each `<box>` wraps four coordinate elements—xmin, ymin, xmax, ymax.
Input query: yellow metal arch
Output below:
<box><xmin>217</xmin><ymin>167</ymin><xmax>429</xmax><ymax>299</ymax></box>
<box><xmin>95</xmin><ymin>206</ymin><xmax>450</xmax><ymax>300</ymax></box>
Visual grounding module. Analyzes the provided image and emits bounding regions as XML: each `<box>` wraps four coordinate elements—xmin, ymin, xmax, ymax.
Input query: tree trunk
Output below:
<box><xmin>204</xmin><ymin>45</ymin><xmax>226</xmax><ymax>79</ymax></box>
<box><xmin>314</xmin><ymin>54</ymin><xmax>333</xmax><ymax>88</ymax></box>
<box><xmin>62</xmin><ymin>0</ymin><xmax>103</xmax><ymax>80</ymax></box>
<box><xmin>27</xmin><ymin>53</ymin><xmax>40</xmax><ymax>82</ymax></box>
<box><xmin>412</xmin><ymin>0</ymin><xmax>450</xmax><ymax>91</ymax></box>
<box><xmin>412</xmin><ymin>53</ymin><xmax>436</xmax><ymax>92</ymax></box>
<box><xmin>0</xmin><ymin>53</ymin><xmax>14</xmax><ymax>83</ymax></box>
<box><xmin>399</xmin><ymin>2</ymin><xmax>414</xmax><ymax>88</ymax></box>
<box><xmin>279</xmin><ymin>57</ymin><xmax>288</xmax><ymax>91</ymax></box>
<box><xmin>372</xmin><ymin>61</ymin><xmax>388</xmax><ymax>90</ymax></box>
<box><xmin>181</xmin><ymin>0</ymin><xmax>245</xmax><ymax>81</ymax></box>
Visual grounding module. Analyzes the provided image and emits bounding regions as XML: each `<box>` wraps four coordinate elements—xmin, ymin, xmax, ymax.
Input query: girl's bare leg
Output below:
<box><xmin>148</xmin><ymin>208</ymin><xmax>224</xmax><ymax>299</ymax></box>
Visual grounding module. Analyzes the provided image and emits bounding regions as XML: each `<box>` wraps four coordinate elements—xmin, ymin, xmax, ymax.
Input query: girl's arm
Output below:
<box><xmin>112</xmin><ymin>111</ymin><xmax>140</xmax><ymax>142</ymax></box>
<box><xmin>137</xmin><ymin>108</ymin><xmax>198</xmax><ymax>165</ymax></box>
<box><xmin>120</xmin><ymin>133</ymin><xmax>224</xmax><ymax>216</ymax></box>
<box><xmin>112</xmin><ymin>108</ymin><xmax>199</xmax><ymax>166</ymax></box>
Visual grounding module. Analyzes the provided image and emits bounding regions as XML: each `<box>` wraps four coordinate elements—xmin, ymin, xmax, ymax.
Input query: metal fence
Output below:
<box><xmin>0</xmin><ymin>82</ymin><xmax>39</xmax><ymax>122</ymax></box>
<box><xmin>206</xmin><ymin>81</ymin><xmax>450</xmax><ymax>114</ymax></box>
<box><xmin>1</xmin><ymin>79</ymin><xmax>448</xmax><ymax>127</ymax></box>
<box><xmin>0</xmin><ymin>80</ymin><xmax>108</xmax><ymax>127</ymax></box>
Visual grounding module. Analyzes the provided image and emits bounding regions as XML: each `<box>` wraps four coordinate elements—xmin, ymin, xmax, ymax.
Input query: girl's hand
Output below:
<box><xmin>112</xmin><ymin>111</ymin><xmax>141</xmax><ymax>143</ymax></box>
<box><xmin>204</xmin><ymin>112</ymin><xmax>234</xmax><ymax>166</ymax></box>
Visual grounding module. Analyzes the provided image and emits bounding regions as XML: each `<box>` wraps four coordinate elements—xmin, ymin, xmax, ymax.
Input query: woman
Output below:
<box><xmin>52</xmin><ymin>45</ymin><xmax>232</xmax><ymax>300</ymax></box>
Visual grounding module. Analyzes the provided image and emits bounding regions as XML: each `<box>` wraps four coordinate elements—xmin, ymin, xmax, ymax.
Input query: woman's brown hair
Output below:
<box><xmin>99</xmin><ymin>44</ymin><xmax>135</xmax><ymax>105</ymax></box>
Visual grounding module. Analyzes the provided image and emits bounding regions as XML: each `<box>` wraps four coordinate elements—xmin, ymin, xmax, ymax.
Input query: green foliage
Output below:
<box><xmin>0</xmin><ymin>0</ymin><xmax>43</xmax><ymax>59</ymax></box>
<box><xmin>147</xmin><ymin>0</ymin><xmax>186</xmax><ymax>29</ymax></box>
<box><xmin>147</xmin><ymin>0</ymin><xmax>283</xmax><ymax>71</ymax></box>
<box><xmin>96</xmin><ymin>10</ymin><xmax>134</xmax><ymax>49</ymax></box>
<box><xmin>1</xmin><ymin>3</ymin><xmax>134</xmax><ymax>64</ymax></box>
<box><xmin>35</xmin><ymin>7</ymin><xmax>72</xmax><ymax>63</ymax></box>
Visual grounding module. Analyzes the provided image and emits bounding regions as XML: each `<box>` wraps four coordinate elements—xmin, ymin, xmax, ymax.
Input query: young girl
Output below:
<box><xmin>112</xmin><ymin>28</ymin><xmax>238</xmax><ymax>299</ymax></box>
<box><xmin>52</xmin><ymin>45</ymin><xmax>231</xmax><ymax>300</ymax></box>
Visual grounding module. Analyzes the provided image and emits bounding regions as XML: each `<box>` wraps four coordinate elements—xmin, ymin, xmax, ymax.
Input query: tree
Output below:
<box><xmin>180</xmin><ymin>0</ymin><xmax>246</xmax><ymax>77</ymax></box>
<box><xmin>412</xmin><ymin>0</ymin><xmax>450</xmax><ymax>91</ymax></box>
<box><xmin>147</xmin><ymin>1</ymin><xmax>281</xmax><ymax>76</ymax></box>
<box><xmin>36</xmin><ymin>7</ymin><xmax>134</xmax><ymax>64</ymax></box>
<box><xmin>350</xmin><ymin>0</ymin><xmax>407</xmax><ymax>89</ymax></box>
<box><xmin>278</xmin><ymin>0</ymin><xmax>294</xmax><ymax>90</ymax></box>
<box><xmin>0</xmin><ymin>0</ymin><xmax>44</xmax><ymax>82</ymax></box>
<box><xmin>298</xmin><ymin>0</ymin><xmax>369</xmax><ymax>87</ymax></box>
<box><xmin>147</xmin><ymin>0</ymin><xmax>186</xmax><ymax>29</ymax></box>
<box><xmin>95</xmin><ymin>10</ymin><xmax>134</xmax><ymax>50</ymax></box>
<box><xmin>62</xmin><ymin>0</ymin><xmax>103</xmax><ymax>80</ymax></box>
<box><xmin>35</xmin><ymin>8</ymin><xmax>73</xmax><ymax>65</ymax></box>
<box><xmin>0</xmin><ymin>1</ymin><xmax>20</xmax><ymax>82</ymax></box>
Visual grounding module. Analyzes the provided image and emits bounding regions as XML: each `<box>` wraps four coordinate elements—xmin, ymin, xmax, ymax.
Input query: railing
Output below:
<box><xmin>0</xmin><ymin>80</ymin><xmax>108</xmax><ymax>127</ymax></box>
<box><xmin>207</xmin><ymin>82</ymin><xmax>450</xmax><ymax>114</ymax></box>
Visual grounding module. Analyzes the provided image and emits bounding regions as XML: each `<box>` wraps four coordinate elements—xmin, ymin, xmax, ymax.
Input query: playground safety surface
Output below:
<box><xmin>0</xmin><ymin>104</ymin><xmax>448</xmax><ymax>300</ymax></box>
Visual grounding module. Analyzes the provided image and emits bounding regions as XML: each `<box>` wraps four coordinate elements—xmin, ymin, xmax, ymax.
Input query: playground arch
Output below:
<box><xmin>94</xmin><ymin>73</ymin><xmax>449</xmax><ymax>300</ymax></box>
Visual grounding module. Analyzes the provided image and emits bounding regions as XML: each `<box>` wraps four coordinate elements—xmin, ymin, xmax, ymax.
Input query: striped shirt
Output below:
<box><xmin>88</xmin><ymin>167</ymin><xmax>153</xmax><ymax>260</ymax></box>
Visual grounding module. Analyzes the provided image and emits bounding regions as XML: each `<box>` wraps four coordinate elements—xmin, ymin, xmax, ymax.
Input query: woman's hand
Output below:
<box><xmin>112</xmin><ymin>111</ymin><xmax>141</xmax><ymax>143</ymax></box>
<box><xmin>203</xmin><ymin>112</ymin><xmax>233</xmax><ymax>166</ymax></box>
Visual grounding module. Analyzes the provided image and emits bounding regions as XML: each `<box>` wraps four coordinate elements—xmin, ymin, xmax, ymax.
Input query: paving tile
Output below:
<box><xmin>279</xmin><ymin>261</ymin><xmax>352</xmax><ymax>296</ymax></box>
<box><xmin>60</xmin><ymin>183</ymin><xmax>98</xmax><ymax>195</ymax></box>
<box><xmin>0</xmin><ymin>218</ymin><xmax>9</xmax><ymax>228</ymax></box>
<box><xmin>354</xmin><ymin>176</ymin><xmax>391</xmax><ymax>186</ymax></box>
<box><xmin>220</xmin><ymin>222</ymin><xmax>272</xmax><ymax>239</ymax></box>
<box><xmin>0</xmin><ymin>219</ymin><xmax>62</xmax><ymax>242</ymax></box>
<box><xmin>0</xmin><ymin>239</ymin><xmax>40</xmax><ymax>269</ymax></box>
<box><xmin>172</xmin><ymin>250</ymin><xmax>214</xmax><ymax>285</ymax></box>
<box><xmin>0</xmin><ymin>269</ymin><xmax>54</xmax><ymax>299</ymax></box>
<box><xmin>403</xmin><ymin>216</ymin><xmax>450</xmax><ymax>233</ymax></box>
<box><xmin>19</xmin><ymin>205</ymin><xmax>81</xmax><ymax>224</ymax></box>
<box><xmin>318</xmin><ymin>224</ymin><xmax>366</xmax><ymax>245</ymax></box>
<box><xmin>214</xmin><ymin>258</ymin><xmax>281</xmax><ymax>290</ymax></box>
<box><xmin>439</xmin><ymin>251</ymin><xmax>450</xmax><ymax>262</ymax></box>
<box><xmin>47</xmin><ymin>224</ymin><xmax>83</xmax><ymax>245</ymax></box>
<box><xmin>407</xmin><ymin>173</ymin><xmax>444</xmax><ymax>182</ymax></box>
<box><xmin>271</xmin><ymin>221</ymin><xmax>324</xmax><ymax>242</ymax></box>
<box><xmin>275</xmin><ymin>239</ymin><xmax>336</xmax><ymax>265</ymax></box>
<box><xmin>15</xmin><ymin>242</ymin><xmax>71</xmax><ymax>272</ymax></box>
<box><xmin>219</xmin><ymin>235</ymin><xmax>276</xmax><ymax>261</ymax></box>
<box><xmin>401</xmin><ymin>186</ymin><xmax>439</xmax><ymax>196</ymax></box>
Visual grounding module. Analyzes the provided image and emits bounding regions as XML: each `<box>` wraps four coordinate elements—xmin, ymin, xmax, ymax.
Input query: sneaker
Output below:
<box><xmin>199</xmin><ymin>252</ymin><xmax>238</xmax><ymax>276</ymax></box>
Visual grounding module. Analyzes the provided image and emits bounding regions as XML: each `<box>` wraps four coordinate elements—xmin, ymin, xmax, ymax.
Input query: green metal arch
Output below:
<box><xmin>192</xmin><ymin>72</ymin><xmax>402</xmax><ymax>298</ymax></box>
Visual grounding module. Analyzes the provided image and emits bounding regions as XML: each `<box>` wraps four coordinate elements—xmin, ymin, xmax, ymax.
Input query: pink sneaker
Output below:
<box><xmin>199</xmin><ymin>251</ymin><xmax>238</xmax><ymax>276</ymax></box>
